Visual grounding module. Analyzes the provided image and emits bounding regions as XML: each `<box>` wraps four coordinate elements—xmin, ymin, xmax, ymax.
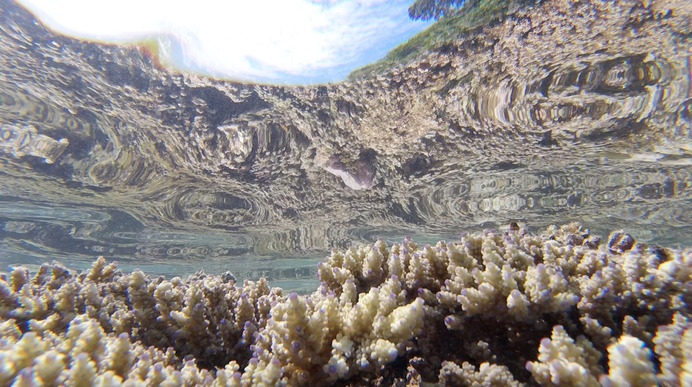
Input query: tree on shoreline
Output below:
<box><xmin>408</xmin><ymin>0</ymin><xmax>475</xmax><ymax>21</ymax></box>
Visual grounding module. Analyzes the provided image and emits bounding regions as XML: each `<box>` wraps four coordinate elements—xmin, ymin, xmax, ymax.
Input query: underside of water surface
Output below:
<box><xmin>0</xmin><ymin>0</ymin><xmax>690</xmax><ymax>291</ymax></box>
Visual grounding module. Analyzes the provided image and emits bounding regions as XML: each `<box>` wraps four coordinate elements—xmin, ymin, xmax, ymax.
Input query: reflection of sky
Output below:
<box><xmin>16</xmin><ymin>0</ymin><xmax>432</xmax><ymax>84</ymax></box>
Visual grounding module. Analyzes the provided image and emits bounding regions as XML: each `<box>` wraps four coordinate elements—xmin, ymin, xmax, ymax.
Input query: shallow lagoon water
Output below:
<box><xmin>0</xmin><ymin>0</ymin><xmax>691</xmax><ymax>385</ymax></box>
<box><xmin>0</xmin><ymin>0</ymin><xmax>690</xmax><ymax>293</ymax></box>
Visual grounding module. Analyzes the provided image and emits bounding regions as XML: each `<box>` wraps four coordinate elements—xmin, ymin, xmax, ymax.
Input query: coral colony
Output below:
<box><xmin>0</xmin><ymin>223</ymin><xmax>690</xmax><ymax>385</ymax></box>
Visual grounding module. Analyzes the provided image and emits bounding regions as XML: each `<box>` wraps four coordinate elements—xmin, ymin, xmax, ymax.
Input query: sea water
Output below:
<box><xmin>0</xmin><ymin>0</ymin><xmax>689</xmax><ymax>292</ymax></box>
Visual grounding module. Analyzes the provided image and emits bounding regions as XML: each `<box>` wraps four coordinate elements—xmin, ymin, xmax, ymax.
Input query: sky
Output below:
<box><xmin>16</xmin><ymin>0</ymin><xmax>433</xmax><ymax>85</ymax></box>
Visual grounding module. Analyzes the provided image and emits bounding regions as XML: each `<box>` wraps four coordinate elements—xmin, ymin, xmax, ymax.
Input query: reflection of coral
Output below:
<box><xmin>321</xmin><ymin>151</ymin><xmax>376</xmax><ymax>190</ymax></box>
<box><xmin>0</xmin><ymin>223</ymin><xmax>690</xmax><ymax>385</ymax></box>
<box><xmin>0</xmin><ymin>124</ymin><xmax>69</xmax><ymax>164</ymax></box>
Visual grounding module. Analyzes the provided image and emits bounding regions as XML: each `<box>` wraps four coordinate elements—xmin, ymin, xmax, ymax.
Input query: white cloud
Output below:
<box><xmin>16</xmin><ymin>0</ymin><xmax>431</xmax><ymax>84</ymax></box>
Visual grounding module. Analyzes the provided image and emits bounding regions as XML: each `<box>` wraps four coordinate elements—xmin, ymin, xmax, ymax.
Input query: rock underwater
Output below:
<box><xmin>0</xmin><ymin>223</ymin><xmax>690</xmax><ymax>386</ymax></box>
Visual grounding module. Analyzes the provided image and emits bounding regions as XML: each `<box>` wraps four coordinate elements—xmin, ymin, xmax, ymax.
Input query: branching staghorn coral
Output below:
<box><xmin>0</xmin><ymin>223</ymin><xmax>690</xmax><ymax>385</ymax></box>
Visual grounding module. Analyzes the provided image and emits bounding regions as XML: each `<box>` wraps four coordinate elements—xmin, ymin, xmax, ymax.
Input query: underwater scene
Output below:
<box><xmin>0</xmin><ymin>0</ymin><xmax>690</xmax><ymax>385</ymax></box>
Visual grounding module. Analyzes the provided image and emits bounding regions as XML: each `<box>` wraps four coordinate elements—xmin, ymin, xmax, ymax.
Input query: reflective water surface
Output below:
<box><xmin>1</xmin><ymin>0</ymin><xmax>690</xmax><ymax>291</ymax></box>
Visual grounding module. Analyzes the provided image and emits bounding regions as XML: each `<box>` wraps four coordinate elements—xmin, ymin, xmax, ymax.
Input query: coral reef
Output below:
<box><xmin>0</xmin><ymin>223</ymin><xmax>690</xmax><ymax>385</ymax></box>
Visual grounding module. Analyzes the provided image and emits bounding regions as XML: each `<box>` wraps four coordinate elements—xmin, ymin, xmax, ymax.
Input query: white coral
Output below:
<box><xmin>600</xmin><ymin>335</ymin><xmax>656</xmax><ymax>387</ymax></box>
<box><xmin>526</xmin><ymin>325</ymin><xmax>601</xmax><ymax>386</ymax></box>
<box><xmin>0</xmin><ymin>223</ymin><xmax>688</xmax><ymax>385</ymax></box>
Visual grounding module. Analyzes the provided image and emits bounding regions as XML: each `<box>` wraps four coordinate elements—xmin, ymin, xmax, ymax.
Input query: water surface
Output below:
<box><xmin>0</xmin><ymin>0</ymin><xmax>690</xmax><ymax>291</ymax></box>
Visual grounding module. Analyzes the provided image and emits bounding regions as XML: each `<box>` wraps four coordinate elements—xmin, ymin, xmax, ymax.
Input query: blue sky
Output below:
<box><xmin>16</xmin><ymin>0</ymin><xmax>432</xmax><ymax>84</ymax></box>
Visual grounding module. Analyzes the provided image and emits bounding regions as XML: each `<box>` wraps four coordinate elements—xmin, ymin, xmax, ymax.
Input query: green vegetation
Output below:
<box><xmin>347</xmin><ymin>0</ymin><xmax>532</xmax><ymax>81</ymax></box>
<box><xmin>408</xmin><ymin>0</ymin><xmax>469</xmax><ymax>21</ymax></box>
